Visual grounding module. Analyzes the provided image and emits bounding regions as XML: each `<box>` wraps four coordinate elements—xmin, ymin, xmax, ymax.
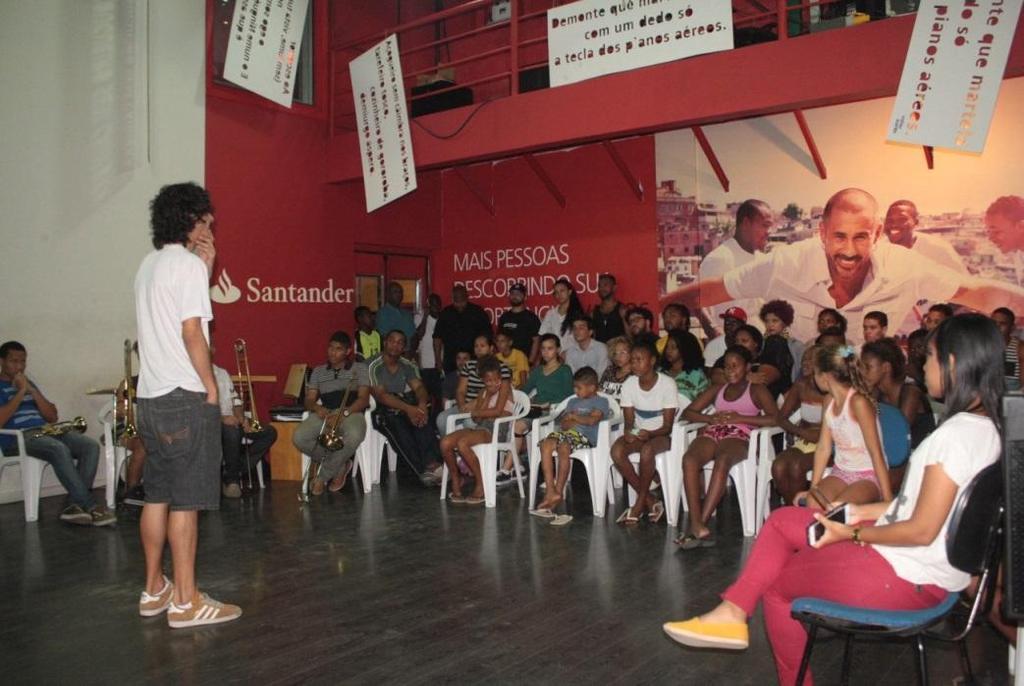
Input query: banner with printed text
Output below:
<box><xmin>887</xmin><ymin>0</ymin><xmax>1023</xmax><ymax>152</ymax></box>
<box><xmin>350</xmin><ymin>35</ymin><xmax>417</xmax><ymax>212</ymax></box>
<box><xmin>223</xmin><ymin>0</ymin><xmax>310</xmax><ymax>107</ymax></box>
<box><xmin>547</xmin><ymin>0</ymin><xmax>734</xmax><ymax>87</ymax></box>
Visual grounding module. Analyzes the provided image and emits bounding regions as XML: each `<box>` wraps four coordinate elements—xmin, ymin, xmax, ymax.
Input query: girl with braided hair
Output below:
<box><xmin>794</xmin><ymin>344</ymin><xmax>892</xmax><ymax>509</ymax></box>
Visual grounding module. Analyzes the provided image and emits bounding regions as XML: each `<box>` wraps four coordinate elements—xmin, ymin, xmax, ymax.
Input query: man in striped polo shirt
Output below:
<box><xmin>0</xmin><ymin>340</ymin><xmax>115</xmax><ymax>526</ymax></box>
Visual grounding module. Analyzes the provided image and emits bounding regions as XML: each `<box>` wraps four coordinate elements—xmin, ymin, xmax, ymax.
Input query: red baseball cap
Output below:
<box><xmin>720</xmin><ymin>307</ymin><xmax>747</xmax><ymax>322</ymax></box>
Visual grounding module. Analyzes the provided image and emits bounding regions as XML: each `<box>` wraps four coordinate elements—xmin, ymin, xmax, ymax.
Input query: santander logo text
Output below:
<box><xmin>210</xmin><ymin>269</ymin><xmax>354</xmax><ymax>305</ymax></box>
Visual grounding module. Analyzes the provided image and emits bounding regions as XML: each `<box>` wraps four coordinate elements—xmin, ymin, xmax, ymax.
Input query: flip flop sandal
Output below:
<box><xmin>447</xmin><ymin>493</ymin><xmax>466</xmax><ymax>504</ymax></box>
<box><xmin>530</xmin><ymin>508</ymin><xmax>556</xmax><ymax>519</ymax></box>
<box><xmin>624</xmin><ymin>512</ymin><xmax>644</xmax><ymax>525</ymax></box>
<box><xmin>616</xmin><ymin>508</ymin><xmax>632</xmax><ymax>524</ymax></box>
<box><xmin>464</xmin><ymin>496</ymin><xmax>486</xmax><ymax>505</ymax></box>
<box><xmin>550</xmin><ymin>514</ymin><xmax>573</xmax><ymax>526</ymax></box>
<box><xmin>676</xmin><ymin>533</ymin><xmax>704</xmax><ymax>550</ymax></box>
<box><xmin>649</xmin><ymin>501</ymin><xmax>665</xmax><ymax>524</ymax></box>
<box><xmin>700</xmin><ymin>534</ymin><xmax>717</xmax><ymax>548</ymax></box>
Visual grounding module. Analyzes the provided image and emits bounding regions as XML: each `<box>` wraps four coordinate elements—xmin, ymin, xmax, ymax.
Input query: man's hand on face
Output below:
<box><xmin>12</xmin><ymin>372</ymin><xmax>28</xmax><ymax>392</ymax></box>
<box><xmin>192</xmin><ymin>226</ymin><xmax>216</xmax><ymax>274</ymax></box>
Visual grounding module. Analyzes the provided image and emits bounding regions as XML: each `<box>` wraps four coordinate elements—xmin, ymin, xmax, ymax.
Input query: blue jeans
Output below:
<box><xmin>25</xmin><ymin>431</ymin><xmax>100</xmax><ymax>510</ymax></box>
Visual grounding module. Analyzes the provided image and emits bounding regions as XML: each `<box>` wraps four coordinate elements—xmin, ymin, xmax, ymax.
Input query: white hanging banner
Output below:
<box><xmin>547</xmin><ymin>0</ymin><xmax>733</xmax><ymax>88</ymax></box>
<box><xmin>350</xmin><ymin>35</ymin><xmax>417</xmax><ymax>212</ymax></box>
<box><xmin>887</xmin><ymin>0</ymin><xmax>1023</xmax><ymax>153</ymax></box>
<box><xmin>223</xmin><ymin>0</ymin><xmax>310</xmax><ymax>107</ymax></box>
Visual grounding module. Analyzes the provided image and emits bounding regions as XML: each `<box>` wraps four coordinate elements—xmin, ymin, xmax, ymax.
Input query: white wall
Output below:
<box><xmin>0</xmin><ymin>0</ymin><xmax>205</xmax><ymax>504</ymax></box>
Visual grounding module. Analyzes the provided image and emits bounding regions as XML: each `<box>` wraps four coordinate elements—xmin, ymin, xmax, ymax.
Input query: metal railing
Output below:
<box><xmin>330</xmin><ymin>0</ymin><xmax>887</xmax><ymax>136</ymax></box>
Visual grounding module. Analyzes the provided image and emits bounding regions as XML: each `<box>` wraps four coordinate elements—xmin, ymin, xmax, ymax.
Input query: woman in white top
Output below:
<box><xmin>662</xmin><ymin>314</ymin><xmax>1005</xmax><ymax>686</ymax></box>
<box><xmin>538</xmin><ymin>277</ymin><xmax>585</xmax><ymax>352</ymax></box>
<box><xmin>609</xmin><ymin>339</ymin><xmax>679</xmax><ymax>524</ymax></box>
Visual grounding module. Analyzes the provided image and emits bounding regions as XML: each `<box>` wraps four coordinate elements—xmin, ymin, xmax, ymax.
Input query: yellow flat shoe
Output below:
<box><xmin>662</xmin><ymin>617</ymin><xmax>749</xmax><ymax>650</ymax></box>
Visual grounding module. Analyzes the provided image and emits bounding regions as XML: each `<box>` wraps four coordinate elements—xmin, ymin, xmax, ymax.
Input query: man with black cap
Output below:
<box><xmin>703</xmin><ymin>306</ymin><xmax>746</xmax><ymax>367</ymax></box>
<box><xmin>498</xmin><ymin>282</ymin><xmax>541</xmax><ymax>365</ymax></box>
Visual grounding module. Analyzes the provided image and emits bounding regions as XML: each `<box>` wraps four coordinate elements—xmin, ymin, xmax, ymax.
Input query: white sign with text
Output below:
<box><xmin>223</xmin><ymin>0</ymin><xmax>310</xmax><ymax>107</ymax></box>
<box><xmin>350</xmin><ymin>35</ymin><xmax>417</xmax><ymax>212</ymax></box>
<box><xmin>887</xmin><ymin>0</ymin><xmax>1023</xmax><ymax>152</ymax></box>
<box><xmin>547</xmin><ymin>0</ymin><xmax>734</xmax><ymax>88</ymax></box>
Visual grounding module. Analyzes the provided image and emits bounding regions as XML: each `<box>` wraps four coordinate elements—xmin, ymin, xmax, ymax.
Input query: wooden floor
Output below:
<box><xmin>0</xmin><ymin>469</ymin><xmax>1012</xmax><ymax>685</ymax></box>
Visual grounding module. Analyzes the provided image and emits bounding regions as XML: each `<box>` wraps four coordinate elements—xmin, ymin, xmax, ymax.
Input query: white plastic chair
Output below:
<box><xmin>527</xmin><ymin>393</ymin><xmax>622</xmax><ymax>517</ymax></box>
<box><xmin>678</xmin><ymin>404</ymin><xmax>782</xmax><ymax>537</ymax></box>
<box><xmin>99</xmin><ymin>396</ymin><xmax>131</xmax><ymax>509</ymax></box>
<box><xmin>440</xmin><ymin>389</ymin><xmax>531</xmax><ymax>507</ymax></box>
<box><xmin>754</xmin><ymin>408</ymin><xmax>801</xmax><ymax>533</ymax></box>
<box><xmin>0</xmin><ymin>429</ymin><xmax>49</xmax><ymax>522</ymax></box>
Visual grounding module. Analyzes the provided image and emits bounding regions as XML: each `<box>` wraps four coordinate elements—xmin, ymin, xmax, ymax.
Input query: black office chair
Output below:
<box><xmin>790</xmin><ymin>462</ymin><xmax>1004</xmax><ymax>685</ymax></box>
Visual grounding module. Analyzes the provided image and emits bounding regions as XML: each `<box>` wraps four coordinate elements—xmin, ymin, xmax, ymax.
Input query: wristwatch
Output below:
<box><xmin>851</xmin><ymin>527</ymin><xmax>865</xmax><ymax>547</ymax></box>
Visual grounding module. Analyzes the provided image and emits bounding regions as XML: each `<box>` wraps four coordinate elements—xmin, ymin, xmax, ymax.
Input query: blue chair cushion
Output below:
<box><xmin>791</xmin><ymin>592</ymin><xmax>958</xmax><ymax>631</ymax></box>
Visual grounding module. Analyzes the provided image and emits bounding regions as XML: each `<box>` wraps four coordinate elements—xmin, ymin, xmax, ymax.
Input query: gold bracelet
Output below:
<box><xmin>852</xmin><ymin>527</ymin><xmax>865</xmax><ymax>547</ymax></box>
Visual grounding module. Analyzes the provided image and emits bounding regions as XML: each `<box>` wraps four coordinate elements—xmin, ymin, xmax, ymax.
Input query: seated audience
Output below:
<box><xmin>513</xmin><ymin>334</ymin><xmax>575</xmax><ymax>476</ymax></box>
<box><xmin>816</xmin><ymin>327</ymin><xmax>847</xmax><ymax>349</ymax></box>
<box><xmin>659</xmin><ymin>329</ymin><xmax>708</xmax><ymax>402</ymax></box>
<box><xmin>532</xmin><ymin>366</ymin><xmax>610</xmax><ymax>521</ymax></box>
<box><xmin>212</xmin><ymin>357</ymin><xmax>277</xmax><ymax>498</ymax></box>
<box><xmin>563</xmin><ymin>315</ymin><xmax>609</xmax><ymax>377</ymax></box>
<box><xmin>497</xmin><ymin>282</ymin><xmax>541</xmax><ymax>363</ymax></box>
<box><xmin>591</xmin><ymin>273</ymin><xmax>628</xmax><ymax>343</ymax></box>
<box><xmin>354</xmin><ymin>306</ymin><xmax>382</xmax><ymax>361</ymax></box>
<box><xmin>760</xmin><ymin>299</ymin><xmax>804</xmax><ymax>384</ymax></box>
<box><xmin>992</xmin><ymin>306</ymin><xmax>1023</xmax><ymax>391</ymax></box>
<box><xmin>814</xmin><ymin>308</ymin><xmax>847</xmax><ymax>343</ymax></box>
<box><xmin>796</xmin><ymin>345</ymin><xmax>893</xmax><ymax>510</ymax></box>
<box><xmin>539</xmin><ymin>277</ymin><xmax>585</xmax><ymax>352</ymax></box>
<box><xmin>439</xmin><ymin>356</ymin><xmax>513</xmax><ymax>505</ymax></box>
<box><xmin>663</xmin><ymin>315</ymin><xmax>1003</xmax><ymax>686</ymax></box>
<box><xmin>713</xmin><ymin>324</ymin><xmax>792</xmax><ymax>399</ymax></box>
<box><xmin>677</xmin><ymin>346</ymin><xmax>776</xmax><ymax>549</ymax></box>
<box><xmin>923</xmin><ymin>302</ymin><xmax>954</xmax><ymax>331</ymax></box>
<box><xmin>369</xmin><ymin>331</ymin><xmax>444</xmax><ymax>486</ymax></box>
<box><xmin>905</xmin><ymin>328</ymin><xmax>930</xmax><ymax>389</ymax></box>
<box><xmin>703</xmin><ymin>306</ymin><xmax>746</xmax><ymax>369</ymax></box>
<box><xmin>657</xmin><ymin>303</ymin><xmax>691</xmax><ymax>354</ymax></box>
<box><xmin>292</xmin><ymin>331</ymin><xmax>369</xmax><ymax>495</ymax></box>
<box><xmin>495</xmin><ymin>330</ymin><xmax>529</xmax><ymax>388</ymax></box>
<box><xmin>861</xmin><ymin>337</ymin><xmax>935</xmax><ymax>450</ymax></box>
<box><xmin>610</xmin><ymin>340</ymin><xmax>679</xmax><ymax>524</ymax></box>
<box><xmin>599</xmin><ymin>336</ymin><xmax>633</xmax><ymax>401</ymax></box>
<box><xmin>862</xmin><ymin>310</ymin><xmax>888</xmax><ymax>344</ymax></box>
<box><xmin>625</xmin><ymin>306</ymin><xmax>658</xmax><ymax>345</ymax></box>
<box><xmin>0</xmin><ymin>340</ymin><xmax>115</xmax><ymax>526</ymax></box>
<box><xmin>443</xmin><ymin>350</ymin><xmax>472</xmax><ymax>401</ymax></box>
<box><xmin>435</xmin><ymin>333</ymin><xmax>512</xmax><ymax>437</ymax></box>
<box><xmin>770</xmin><ymin>345</ymin><xmax>827</xmax><ymax>506</ymax></box>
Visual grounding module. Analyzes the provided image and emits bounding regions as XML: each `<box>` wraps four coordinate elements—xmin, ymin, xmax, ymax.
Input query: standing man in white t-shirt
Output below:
<box><xmin>413</xmin><ymin>293</ymin><xmax>442</xmax><ymax>425</ymax></box>
<box><xmin>133</xmin><ymin>183</ymin><xmax>241</xmax><ymax>628</ymax></box>
<box><xmin>698</xmin><ymin>199</ymin><xmax>773</xmax><ymax>337</ymax></box>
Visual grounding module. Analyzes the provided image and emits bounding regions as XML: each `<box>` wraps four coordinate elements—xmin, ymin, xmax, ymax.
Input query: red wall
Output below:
<box><xmin>433</xmin><ymin>136</ymin><xmax>658</xmax><ymax>324</ymax></box>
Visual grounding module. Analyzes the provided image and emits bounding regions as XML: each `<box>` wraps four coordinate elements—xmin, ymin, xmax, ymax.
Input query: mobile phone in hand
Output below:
<box><xmin>807</xmin><ymin>503</ymin><xmax>850</xmax><ymax>546</ymax></box>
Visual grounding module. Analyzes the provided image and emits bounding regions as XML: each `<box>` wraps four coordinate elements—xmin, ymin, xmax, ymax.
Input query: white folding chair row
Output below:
<box><xmin>0</xmin><ymin>429</ymin><xmax>48</xmax><ymax>522</ymax></box>
<box><xmin>300</xmin><ymin>395</ymin><xmax>389</xmax><ymax>495</ymax></box>
<box><xmin>440</xmin><ymin>389</ymin><xmax>531</xmax><ymax>507</ymax></box>
<box><xmin>527</xmin><ymin>393</ymin><xmax>623</xmax><ymax>517</ymax></box>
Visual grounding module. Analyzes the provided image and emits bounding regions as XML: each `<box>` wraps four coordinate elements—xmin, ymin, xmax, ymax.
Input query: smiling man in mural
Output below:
<box><xmin>663</xmin><ymin>187</ymin><xmax>1024</xmax><ymax>344</ymax></box>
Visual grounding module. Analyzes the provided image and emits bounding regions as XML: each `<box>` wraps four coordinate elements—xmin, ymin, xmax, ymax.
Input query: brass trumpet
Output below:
<box><xmin>27</xmin><ymin>416</ymin><xmax>88</xmax><ymax>438</ymax></box>
<box><xmin>233</xmin><ymin>338</ymin><xmax>263</xmax><ymax>433</ymax></box>
<box><xmin>121</xmin><ymin>338</ymin><xmax>138</xmax><ymax>440</ymax></box>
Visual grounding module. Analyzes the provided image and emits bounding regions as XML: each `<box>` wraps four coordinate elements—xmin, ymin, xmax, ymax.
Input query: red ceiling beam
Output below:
<box><xmin>693</xmin><ymin>126</ymin><xmax>730</xmax><ymax>193</ymax></box>
<box><xmin>793</xmin><ymin>109</ymin><xmax>827</xmax><ymax>180</ymax></box>
<box><xmin>602</xmin><ymin>141</ymin><xmax>644</xmax><ymax>201</ymax></box>
<box><xmin>523</xmin><ymin>154</ymin><xmax>566</xmax><ymax>208</ymax></box>
<box><xmin>452</xmin><ymin>167</ymin><xmax>494</xmax><ymax>216</ymax></box>
<box><xmin>923</xmin><ymin>145</ymin><xmax>935</xmax><ymax>170</ymax></box>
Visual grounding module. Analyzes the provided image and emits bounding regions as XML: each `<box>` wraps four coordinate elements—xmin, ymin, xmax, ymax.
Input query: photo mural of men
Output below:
<box><xmin>662</xmin><ymin>188</ymin><xmax>1024</xmax><ymax>344</ymax></box>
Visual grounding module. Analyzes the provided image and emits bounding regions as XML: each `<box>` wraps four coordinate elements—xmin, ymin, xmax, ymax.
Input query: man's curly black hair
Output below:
<box><xmin>149</xmin><ymin>182</ymin><xmax>213</xmax><ymax>249</ymax></box>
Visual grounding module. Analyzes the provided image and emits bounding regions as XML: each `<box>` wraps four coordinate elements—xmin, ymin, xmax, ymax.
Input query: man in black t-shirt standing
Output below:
<box><xmin>433</xmin><ymin>285</ymin><xmax>492</xmax><ymax>374</ymax></box>
<box><xmin>497</xmin><ymin>282</ymin><xmax>541</xmax><ymax>364</ymax></box>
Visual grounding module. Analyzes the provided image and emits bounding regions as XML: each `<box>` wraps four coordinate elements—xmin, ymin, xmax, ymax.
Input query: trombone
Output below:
<box><xmin>121</xmin><ymin>338</ymin><xmax>138</xmax><ymax>441</ymax></box>
<box><xmin>233</xmin><ymin>338</ymin><xmax>263</xmax><ymax>434</ymax></box>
